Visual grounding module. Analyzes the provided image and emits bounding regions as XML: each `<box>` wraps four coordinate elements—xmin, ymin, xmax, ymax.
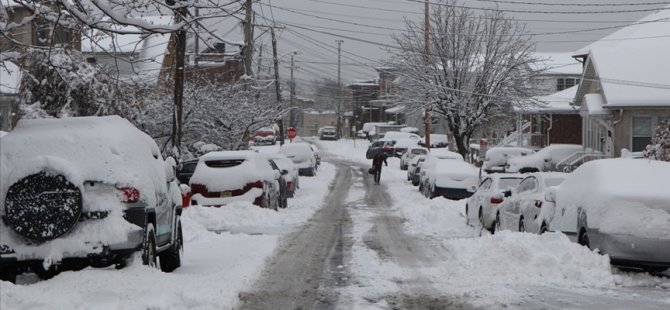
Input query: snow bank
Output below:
<box><xmin>440</xmin><ymin>232</ymin><xmax>615</xmax><ymax>288</ymax></box>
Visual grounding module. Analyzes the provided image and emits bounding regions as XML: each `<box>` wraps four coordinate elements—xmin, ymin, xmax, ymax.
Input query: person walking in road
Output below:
<box><xmin>371</xmin><ymin>151</ymin><xmax>388</xmax><ymax>184</ymax></box>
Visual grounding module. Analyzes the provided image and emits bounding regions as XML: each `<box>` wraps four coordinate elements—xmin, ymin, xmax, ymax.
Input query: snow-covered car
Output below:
<box><xmin>400</xmin><ymin>147</ymin><xmax>428</xmax><ymax>170</ymax></box>
<box><xmin>0</xmin><ymin>116</ymin><xmax>183</xmax><ymax>282</ymax></box>
<box><xmin>280</xmin><ymin>143</ymin><xmax>318</xmax><ymax>176</ymax></box>
<box><xmin>497</xmin><ymin>172</ymin><xmax>567</xmax><ymax>234</ymax></box>
<box><xmin>505</xmin><ymin>144</ymin><xmax>582</xmax><ymax>173</ymax></box>
<box><xmin>481</xmin><ymin>146</ymin><xmax>535</xmax><ymax>173</ymax></box>
<box><xmin>407</xmin><ymin>155</ymin><xmax>427</xmax><ymax>186</ymax></box>
<box><xmin>420</xmin><ymin>134</ymin><xmax>449</xmax><ymax>148</ymax></box>
<box><xmin>419</xmin><ymin>154</ymin><xmax>478</xmax><ymax>200</ymax></box>
<box><xmin>189</xmin><ymin>151</ymin><xmax>282</xmax><ymax>210</ymax></box>
<box><xmin>356</xmin><ymin>130</ymin><xmax>367</xmax><ymax>139</ymax></box>
<box><xmin>550</xmin><ymin>159</ymin><xmax>670</xmax><ymax>272</ymax></box>
<box><xmin>465</xmin><ymin>174</ymin><xmax>524</xmax><ymax>232</ymax></box>
<box><xmin>253</xmin><ymin>127</ymin><xmax>276</xmax><ymax>145</ymax></box>
<box><xmin>389</xmin><ymin>137</ymin><xmax>420</xmax><ymax>157</ymax></box>
<box><xmin>384</xmin><ymin>131</ymin><xmax>421</xmax><ymax>142</ymax></box>
<box><xmin>263</xmin><ymin>153</ymin><xmax>299</xmax><ymax>198</ymax></box>
<box><xmin>319</xmin><ymin>126</ymin><xmax>338</xmax><ymax>140</ymax></box>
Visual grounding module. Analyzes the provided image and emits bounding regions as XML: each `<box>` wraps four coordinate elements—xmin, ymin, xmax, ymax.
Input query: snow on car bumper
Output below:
<box><xmin>592</xmin><ymin>230</ymin><xmax>670</xmax><ymax>268</ymax></box>
<box><xmin>191</xmin><ymin>188</ymin><xmax>263</xmax><ymax>207</ymax></box>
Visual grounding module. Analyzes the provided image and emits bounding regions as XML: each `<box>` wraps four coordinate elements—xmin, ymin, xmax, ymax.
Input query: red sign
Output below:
<box><xmin>287</xmin><ymin>127</ymin><xmax>297</xmax><ymax>139</ymax></box>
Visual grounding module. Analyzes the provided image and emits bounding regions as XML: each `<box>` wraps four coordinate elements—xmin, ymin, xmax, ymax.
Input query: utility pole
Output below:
<box><xmin>336</xmin><ymin>40</ymin><xmax>343</xmax><ymax>139</ymax></box>
<box><xmin>289</xmin><ymin>52</ymin><xmax>296</xmax><ymax>128</ymax></box>
<box><xmin>170</xmin><ymin>2</ymin><xmax>187</xmax><ymax>155</ymax></box>
<box><xmin>194</xmin><ymin>6</ymin><xmax>199</xmax><ymax>68</ymax></box>
<box><xmin>270</xmin><ymin>28</ymin><xmax>285</xmax><ymax>145</ymax></box>
<box><xmin>243</xmin><ymin>0</ymin><xmax>254</xmax><ymax>87</ymax></box>
<box><xmin>423</xmin><ymin>0</ymin><xmax>431</xmax><ymax>151</ymax></box>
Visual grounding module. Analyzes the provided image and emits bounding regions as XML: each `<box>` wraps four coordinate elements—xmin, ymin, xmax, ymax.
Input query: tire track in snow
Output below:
<box><xmin>235</xmin><ymin>161</ymin><xmax>354</xmax><ymax>310</ymax></box>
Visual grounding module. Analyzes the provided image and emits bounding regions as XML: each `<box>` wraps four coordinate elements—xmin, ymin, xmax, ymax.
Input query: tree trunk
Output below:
<box><xmin>453</xmin><ymin>133</ymin><xmax>469</xmax><ymax>160</ymax></box>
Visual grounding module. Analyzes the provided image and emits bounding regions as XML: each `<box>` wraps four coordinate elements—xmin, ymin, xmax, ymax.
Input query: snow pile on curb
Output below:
<box><xmin>439</xmin><ymin>231</ymin><xmax>615</xmax><ymax>288</ymax></box>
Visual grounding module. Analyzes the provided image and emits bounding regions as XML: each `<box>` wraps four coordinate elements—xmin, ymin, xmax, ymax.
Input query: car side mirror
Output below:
<box><xmin>504</xmin><ymin>189</ymin><xmax>512</xmax><ymax>198</ymax></box>
<box><xmin>545</xmin><ymin>187</ymin><xmax>557</xmax><ymax>203</ymax></box>
<box><xmin>544</xmin><ymin>154</ymin><xmax>551</xmax><ymax>162</ymax></box>
<box><xmin>467</xmin><ymin>185</ymin><xmax>477</xmax><ymax>193</ymax></box>
<box><xmin>281</xmin><ymin>169</ymin><xmax>289</xmax><ymax>175</ymax></box>
<box><xmin>165</xmin><ymin>157</ymin><xmax>177</xmax><ymax>182</ymax></box>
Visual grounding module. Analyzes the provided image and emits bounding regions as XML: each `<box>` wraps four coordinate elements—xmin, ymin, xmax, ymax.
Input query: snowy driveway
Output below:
<box><xmin>1</xmin><ymin>139</ymin><xmax>669</xmax><ymax>309</ymax></box>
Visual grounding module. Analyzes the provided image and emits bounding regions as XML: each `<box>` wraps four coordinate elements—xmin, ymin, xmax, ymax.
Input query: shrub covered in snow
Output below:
<box><xmin>644</xmin><ymin>119</ymin><xmax>670</xmax><ymax>162</ymax></box>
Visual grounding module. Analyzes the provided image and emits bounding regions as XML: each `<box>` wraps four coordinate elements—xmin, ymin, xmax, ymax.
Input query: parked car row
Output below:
<box><xmin>465</xmin><ymin>157</ymin><xmax>670</xmax><ymax>272</ymax></box>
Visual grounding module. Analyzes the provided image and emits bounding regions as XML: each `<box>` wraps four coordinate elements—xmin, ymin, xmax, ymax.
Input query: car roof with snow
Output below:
<box><xmin>558</xmin><ymin>159</ymin><xmax>670</xmax><ymax>204</ymax></box>
<box><xmin>190</xmin><ymin>151</ymin><xmax>276</xmax><ymax>189</ymax></box>
<box><xmin>0</xmin><ymin>115</ymin><xmax>167</xmax><ymax>207</ymax></box>
<box><xmin>428</xmin><ymin>149</ymin><xmax>464</xmax><ymax>161</ymax></box>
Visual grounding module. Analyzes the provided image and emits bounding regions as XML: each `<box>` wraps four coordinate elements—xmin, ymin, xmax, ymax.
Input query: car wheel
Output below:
<box><xmin>495</xmin><ymin>213</ymin><xmax>502</xmax><ymax>232</ymax></box>
<box><xmin>540</xmin><ymin>223</ymin><xmax>548</xmax><ymax>234</ymax></box>
<box><xmin>159</xmin><ymin>217</ymin><xmax>182</xmax><ymax>272</ymax></box>
<box><xmin>578</xmin><ymin>228</ymin><xmax>590</xmax><ymax>249</ymax></box>
<box><xmin>142</xmin><ymin>223</ymin><xmax>158</xmax><ymax>268</ymax></box>
<box><xmin>478</xmin><ymin>208</ymin><xmax>484</xmax><ymax>228</ymax></box>
<box><xmin>518</xmin><ymin>218</ymin><xmax>526</xmax><ymax>232</ymax></box>
<box><xmin>30</xmin><ymin>264</ymin><xmax>60</xmax><ymax>280</ymax></box>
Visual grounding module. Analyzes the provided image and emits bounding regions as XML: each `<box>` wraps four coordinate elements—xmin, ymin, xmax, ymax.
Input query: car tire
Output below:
<box><xmin>540</xmin><ymin>223</ymin><xmax>548</xmax><ymax>234</ymax></box>
<box><xmin>478</xmin><ymin>208</ymin><xmax>484</xmax><ymax>228</ymax></box>
<box><xmin>159</xmin><ymin>217</ymin><xmax>183</xmax><ymax>272</ymax></box>
<box><xmin>578</xmin><ymin>228</ymin><xmax>590</xmax><ymax>249</ymax></box>
<box><xmin>30</xmin><ymin>264</ymin><xmax>60</xmax><ymax>280</ymax></box>
<box><xmin>495</xmin><ymin>213</ymin><xmax>502</xmax><ymax>232</ymax></box>
<box><xmin>518</xmin><ymin>218</ymin><xmax>526</xmax><ymax>232</ymax></box>
<box><xmin>142</xmin><ymin>223</ymin><xmax>158</xmax><ymax>268</ymax></box>
<box><xmin>0</xmin><ymin>272</ymin><xmax>17</xmax><ymax>283</ymax></box>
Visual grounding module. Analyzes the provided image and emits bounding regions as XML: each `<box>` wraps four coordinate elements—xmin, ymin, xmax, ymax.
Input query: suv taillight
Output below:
<box><xmin>118</xmin><ymin>187</ymin><xmax>140</xmax><ymax>203</ymax></box>
<box><xmin>490</xmin><ymin>197</ymin><xmax>503</xmax><ymax>204</ymax></box>
<box><xmin>191</xmin><ymin>183</ymin><xmax>207</xmax><ymax>195</ymax></box>
<box><xmin>247</xmin><ymin>181</ymin><xmax>263</xmax><ymax>190</ymax></box>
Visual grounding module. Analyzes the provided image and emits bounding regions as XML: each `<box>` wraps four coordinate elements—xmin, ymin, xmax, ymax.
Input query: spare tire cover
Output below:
<box><xmin>3</xmin><ymin>172</ymin><xmax>82</xmax><ymax>242</ymax></box>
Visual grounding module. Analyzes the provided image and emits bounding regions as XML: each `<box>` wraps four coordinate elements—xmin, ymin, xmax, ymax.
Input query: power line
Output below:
<box><xmin>406</xmin><ymin>0</ymin><xmax>670</xmax><ymax>14</ymax></box>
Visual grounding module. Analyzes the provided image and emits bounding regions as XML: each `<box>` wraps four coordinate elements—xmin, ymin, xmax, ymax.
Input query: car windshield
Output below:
<box><xmin>181</xmin><ymin>161</ymin><xmax>198</xmax><ymax>173</ymax></box>
<box><xmin>497</xmin><ymin>178</ymin><xmax>523</xmax><ymax>190</ymax></box>
<box><xmin>412</xmin><ymin>149</ymin><xmax>428</xmax><ymax>155</ymax></box>
<box><xmin>544</xmin><ymin>177</ymin><xmax>566</xmax><ymax>187</ymax></box>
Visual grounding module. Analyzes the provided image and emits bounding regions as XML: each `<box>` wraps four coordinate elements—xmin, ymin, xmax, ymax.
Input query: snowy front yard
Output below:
<box><xmin>1</xmin><ymin>138</ymin><xmax>669</xmax><ymax>309</ymax></box>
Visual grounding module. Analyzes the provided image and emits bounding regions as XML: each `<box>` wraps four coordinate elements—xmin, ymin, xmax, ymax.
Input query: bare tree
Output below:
<box><xmin>390</xmin><ymin>0</ymin><xmax>538</xmax><ymax>157</ymax></box>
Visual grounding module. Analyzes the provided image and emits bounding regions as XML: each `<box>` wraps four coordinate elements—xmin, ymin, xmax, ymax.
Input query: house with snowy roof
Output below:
<box><xmin>571</xmin><ymin>6</ymin><xmax>670</xmax><ymax>159</ymax></box>
<box><xmin>503</xmin><ymin>53</ymin><xmax>583</xmax><ymax>149</ymax></box>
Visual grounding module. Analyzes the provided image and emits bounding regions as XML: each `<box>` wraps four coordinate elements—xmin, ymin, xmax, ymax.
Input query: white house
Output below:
<box><xmin>572</xmin><ymin>5</ymin><xmax>670</xmax><ymax>158</ymax></box>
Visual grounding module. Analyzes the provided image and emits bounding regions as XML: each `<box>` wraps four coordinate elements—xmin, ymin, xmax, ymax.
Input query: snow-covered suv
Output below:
<box><xmin>0</xmin><ymin>116</ymin><xmax>183</xmax><ymax>282</ymax></box>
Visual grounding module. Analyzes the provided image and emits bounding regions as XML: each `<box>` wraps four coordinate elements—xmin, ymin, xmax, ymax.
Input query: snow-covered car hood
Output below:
<box><xmin>0</xmin><ymin>116</ymin><xmax>166</xmax><ymax>210</ymax></box>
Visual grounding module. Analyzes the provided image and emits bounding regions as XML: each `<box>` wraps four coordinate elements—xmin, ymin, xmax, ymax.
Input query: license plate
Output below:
<box><xmin>220</xmin><ymin>192</ymin><xmax>232</xmax><ymax>198</ymax></box>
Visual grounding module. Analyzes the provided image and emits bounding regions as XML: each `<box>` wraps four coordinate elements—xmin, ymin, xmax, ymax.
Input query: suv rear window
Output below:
<box><xmin>205</xmin><ymin>159</ymin><xmax>245</xmax><ymax>168</ymax></box>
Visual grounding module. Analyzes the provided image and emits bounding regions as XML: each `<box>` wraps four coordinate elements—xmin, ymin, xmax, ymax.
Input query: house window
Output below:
<box><xmin>557</xmin><ymin>78</ymin><xmax>580</xmax><ymax>91</ymax></box>
<box><xmin>632</xmin><ymin>117</ymin><xmax>652</xmax><ymax>152</ymax></box>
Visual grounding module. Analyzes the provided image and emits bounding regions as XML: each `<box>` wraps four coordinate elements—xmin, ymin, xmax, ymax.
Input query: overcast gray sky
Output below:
<box><xmin>208</xmin><ymin>0</ymin><xmax>669</xmax><ymax>94</ymax></box>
